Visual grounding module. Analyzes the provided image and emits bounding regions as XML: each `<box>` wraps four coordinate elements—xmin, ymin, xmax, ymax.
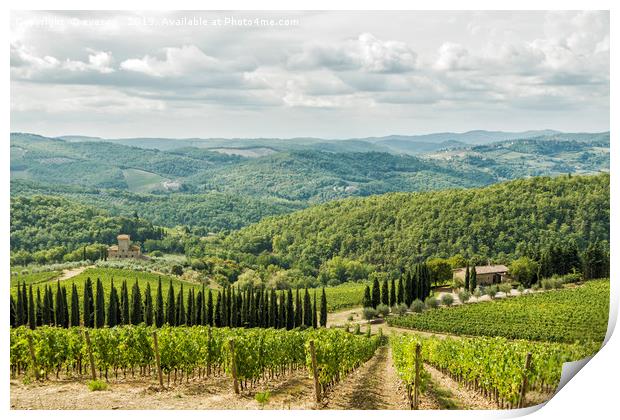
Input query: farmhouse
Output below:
<box><xmin>107</xmin><ymin>234</ymin><xmax>143</xmax><ymax>259</ymax></box>
<box><xmin>453</xmin><ymin>264</ymin><xmax>509</xmax><ymax>285</ymax></box>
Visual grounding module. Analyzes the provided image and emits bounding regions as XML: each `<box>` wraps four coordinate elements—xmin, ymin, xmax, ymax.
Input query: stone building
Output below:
<box><xmin>453</xmin><ymin>264</ymin><xmax>509</xmax><ymax>285</ymax></box>
<box><xmin>107</xmin><ymin>234</ymin><xmax>142</xmax><ymax>259</ymax></box>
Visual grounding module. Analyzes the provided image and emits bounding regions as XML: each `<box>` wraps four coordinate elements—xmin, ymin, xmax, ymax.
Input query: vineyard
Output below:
<box><xmin>389</xmin><ymin>280</ymin><xmax>610</xmax><ymax>343</ymax></box>
<box><xmin>10</xmin><ymin>325</ymin><xmax>382</xmax><ymax>396</ymax></box>
<box><xmin>391</xmin><ymin>333</ymin><xmax>600</xmax><ymax>409</ymax></box>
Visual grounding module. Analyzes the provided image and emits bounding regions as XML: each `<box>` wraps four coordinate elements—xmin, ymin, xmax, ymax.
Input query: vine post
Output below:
<box><xmin>26</xmin><ymin>335</ymin><xmax>39</xmax><ymax>381</ymax></box>
<box><xmin>84</xmin><ymin>329</ymin><xmax>97</xmax><ymax>380</ymax></box>
<box><xmin>518</xmin><ymin>352</ymin><xmax>532</xmax><ymax>408</ymax></box>
<box><xmin>152</xmin><ymin>331</ymin><xmax>164</xmax><ymax>388</ymax></box>
<box><xmin>229</xmin><ymin>339</ymin><xmax>239</xmax><ymax>394</ymax></box>
<box><xmin>309</xmin><ymin>340</ymin><xmax>321</xmax><ymax>403</ymax></box>
<box><xmin>413</xmin><ymin>343</ymin><xmax>421</xmax><ymax>410</ymax></box>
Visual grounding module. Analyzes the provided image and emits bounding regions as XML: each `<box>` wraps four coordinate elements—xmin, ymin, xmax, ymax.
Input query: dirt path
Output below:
<box><xmin>322</xmin><ymin>346</ymin><xmax>410</xmax><ymax>410</ymax></box>
<box><xmin>424</xmin><ymin>364</ymin><xmax>497</xmax><ymax>410</ymax></box>
<box><xmin>57</xmin><ymin>265</ymin><xmax>91</xmax><ymax>282</ymax></box>
<box><xmin>10</xmin><ymin>370</ymin><xmax>316</xmax><ymax>410</ymax></box>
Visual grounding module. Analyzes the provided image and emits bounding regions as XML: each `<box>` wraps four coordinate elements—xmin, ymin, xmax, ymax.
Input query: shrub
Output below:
<box><xmin>441</xmin><ymin>294</ymin><xmax>454</xmax><ymax>307</ymax></box>
<box><xmin>561</xmin><ymin>272</ymin><xmax>582</xmax><ymax>284</ymax></box>
<box><xmin>376</xmin><ymin>304</ymin><xmax>390</xmax><ymax>317</ymax></box>
<box><xmin>499</xmin><ymin>283</ymin><xmax>512</xmax><ymax>295</ymax></box>
<box><xmin>150</xmin><ymin>250</ymin><xmax>163</xmax><ymax>258</ymax></box>
<box><xmin>424</xmin><ymin>296</ymin><xmax>439</xmax><ymax>309</ymax></box>
<box><xmin>410</xmin><ymin>299</ymin><xmax>425</xmax><ymax>313</ymax></box>
<box><xmin>392</xmin><ymin>303</ymin><xmax>408</xmax><ymax>316</ymax></box>
<box><xmin>517</xmin><ymin>285</ymin><xmax>525</xmax><ymax>294</ymax></box>
<box><xmin>353</xmin><ymin>323</ymin><xmax>361</xmax><ymax>335</ymax></box>
<box><xmin>473</xmin><ymin>287</ymin><xmax>482</xmax><ymax>299</ymax></box>
<box><xmin>362</xmin><ymin>307</ymin><xmax>378</xmax><ymax>321</ymax></box>
<box><xmin>457</xmin><ymin>290</ymin><xmax>470</xmax><ymax>304</ymax></box>
<box><xmin>88</xmin><ymin>380</ymin><xmax>108</xmax><ymax>392</ymax></box>
<box><xmin>171</xmin><ymin>264</ymin><xmax>184</xmax><ymax>276</ymax></box>
<box><xmin>347</xmin><ymin>314</ymin><xmax>354</xmax><ymax>322</ymax></box>
<box><xmin>488</xmin><ymin>285</ymin><xmax>498</xmax><ymax>299</ymax></box>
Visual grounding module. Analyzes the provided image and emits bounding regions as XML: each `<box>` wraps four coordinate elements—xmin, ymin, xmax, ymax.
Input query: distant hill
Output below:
<box><xmin>224</xmin><ymin>174</ymin><xmax>610</xmax><ymax>275</ymax></box>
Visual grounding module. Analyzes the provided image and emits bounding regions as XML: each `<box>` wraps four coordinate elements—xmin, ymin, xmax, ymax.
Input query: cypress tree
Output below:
<box><xmin>55</xmin><ymin>282</ymin><xmax>64</xmax><ymax>327</ymax></box>
<box><xmin>470</xmin><ymin>266</ymin><xmax>477</xmax><ymax>293</ymax></box>
<box><xmin>107</xmin><ymin>281</ymin><xmax>119</xmax><ymax>327</ymax></box>
<box><xmin>10</xmin><ymin>296</ymin><xmax>17</xmax><ymax>327</ymax></box>
<box><xmin>95</xmin><ymin>278</ymin><xmax>105</xmax><ymax>328</ymax></box>
<box><xmin>381</xmin><ymin>279</ymin><xmax>389</xmax><ymax>306</ymax></box>
<box><xmin>41</xmin><ymin>286</ymin><xmax>50</xmax><ymax>325</ymax></box>
<box><xmin>214</xmin><ymin>291</ymin><xmax>222</xmax><ymax>327</ymax></box>
<box><xmin>70</xmin><ymin>284</ymin><xmax>80</xmax><ymax>327</ymax></box>
<box><xmin>196</xmin><ymin>289</ymin><xmax>203</xmax><ymax>326</ymax></box>
<box><xmin>397</xmin><ymin>277</ymin><xmax>404</xmax><ymax>304</ymax></box>
<box><xmin>236</xmin><ymin>291</ymin><xmax>242</xmax><ymax>327</ymax></box>
<box><xmin>16</xmin><ymin>282</ymin><xmax>24</xmax><ymax>326</ymax></box>
<box><xmin>36</xmin><ymin>288</ymin><xmax>43</xmax><ymax>326</ymax></box>
<box><xmin>177</xmin><ymin>285</ymin><xmax>186</xmax><ymax>325</ymax></box>
<box><xmin>312</xmin><ymin>291</ymin><xmax>318</xmax><ymax>328</ymax></box>
<box><xmin>295</xmin><ymin>289</ymin><xmax>302</xmax><ymax>327</ymax></box>
<box><xmin>21</xmin><ymin>282</ymin><xmax>28</xmax><ymax>327</ymax></box>
<box><xmin>362</xmin><ymin>285</ymin><xmax>371</xmax><ymax>308</ymax></box>
<box><xmin>389</xmin><ymin>278</ymin><xmax>396</xmax><ymax>307</ymax></box>
<box><xmin>83</xmin><ymin>278</ymin><xmax>94</xmax><ymax>328</ymax></box>
<box><xmin>155</xmin><ymin>277</ymin><xmax>164</xmax><ymax>327</ymax></box>
<box><xmin>270</xmin><ymin>289</ymin><xmax>277</xmax><ymax>328</ymax></box>
<box><xmin>404</xmin><ymin>272</ymin><xmax>413</xmax><ymax>306</ymax></box>
<box><xmin>303</xmin><ymin>288</ymin><xmax>312</xmax><ymax>327</ymax></box>
<box><xmin>464</xmin><ymin>262</ymin><xmax>470</xmax><ymax>291</ymax></box>
<box><xmin>320</xmin><ymin>288</ymin><xmax>328</xmax><ymax>327</ymax></box>
<box><xmin>144</xmin><ymin>283</ymin><xmax>153</xmax><ymax>326</ymax></box>
<box><xmin>166</xmin><ymin>281</ymin><xmax>176</xmax><ymax>326</ymax></box>
<box><xmin>207</xmin><ymin>289</ymin><xmax>214</xmax><ymax>326</ymax></box>
<box><xmin>278</xmin><ymin>290</ymin><xmax>286</xmax><ymax>328</ymax></box>
<box><xmin>62</xmin><ymin>286</ymin><xmax>69</xmax><ymax>328</ymax></box>
<box><xmin>186</xmin><ymin>289</ymin><xmax>194</xmax><ymax>326</ymax></box>
<box><xmin>371</xmin><ymin>278</ymin><xmax>380</xmax><ymax>308</ymax></box>
<box><xmin>28</xmin><ymin>285</ymin><xmax>35</xmax><ymax>330</ymax></box>
<box><xmin>221</xmin><ymin>287</ymin><xmax>228</xmax><ymax>327</ymax></box>
<box><xmin>286</xmin><ymin>288</ymin><xmax>294</xmax><ymax>330</ymax></box>
<box><xmin>230</xmin><ymin>288</ymin><xmax>238</xmax><ymax>327</ymax></box>
<box><xmin>130</xmin><ymin>281</ymin><xmax>143</xmax><ymax>325</ymax></box>
<box><xmin>120</xmin><ymin>280</ymin><xmax>129</xmax><ymax>325</ymax></box>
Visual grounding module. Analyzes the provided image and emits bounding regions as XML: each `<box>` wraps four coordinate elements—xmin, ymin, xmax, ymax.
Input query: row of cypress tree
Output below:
<box><xmin>10</xmin><ymin>278</ymin><xmax>330</xmax><ymax>330</ymax></box>
<box><xmin>362</xmin><ymin>263</ymin><xmax>433</xmax><ymax>309</ymax></box>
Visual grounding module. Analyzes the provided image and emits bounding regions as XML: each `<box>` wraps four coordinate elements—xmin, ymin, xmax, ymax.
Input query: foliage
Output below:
<box><xmin>88</xmin><ymin>379</ymin><xmax>108</xmax><ymax>391</ymax></box>
<box><xmin>509</xmin><ymin>257</ymin><xmax>539</xmax><ymax>287</ymax></box>
<box><xmin>389</xmin><ymin>280</ymin><xmax>609</xmax><ymax>343</ymax></box>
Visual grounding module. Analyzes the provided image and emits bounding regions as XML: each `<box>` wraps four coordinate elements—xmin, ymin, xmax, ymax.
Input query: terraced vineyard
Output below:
<box><xmin>389</xmin><ymin>280</ymin><xmax>610</xmax><ymax>343</ymax></box>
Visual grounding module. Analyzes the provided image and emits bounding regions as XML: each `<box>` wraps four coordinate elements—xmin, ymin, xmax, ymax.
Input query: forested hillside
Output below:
<box><xmin>223</xmin><ymin>174</ymin><xmax>609</xmax><ymax>275</ymax></box>
<box><xmin>10</xmin><ymin>196</ymin><xmax>163</xmax><ymax>257</ymax></box>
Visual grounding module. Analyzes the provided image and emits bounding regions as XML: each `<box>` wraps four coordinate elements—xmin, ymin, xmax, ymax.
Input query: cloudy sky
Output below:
<box><xmin>10</xmin><ymin>10</ymin><xmax>609</xmax><ymax>139</ymax></box>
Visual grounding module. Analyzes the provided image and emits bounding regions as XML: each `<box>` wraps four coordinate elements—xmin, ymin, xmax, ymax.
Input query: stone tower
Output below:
<box><xmin>117</xmin><ymin>234</ymin><xmax>130</xmax><ymax>253</ymax></box>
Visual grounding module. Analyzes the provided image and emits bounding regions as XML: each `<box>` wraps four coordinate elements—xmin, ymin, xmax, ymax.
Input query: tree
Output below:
<box><xmin>303</xmin><ymin>288</ymin><xmax>312</xmax><ymax>327</ymax></box>
<box><xmin>469</xmin><ymin>265</ymin><xmax>477</xmax><ymax>293</ymax></box>
<box><xmin>427</xmin><ymin>257</ymin><xmax>453</xmax><ymax>286</ymax></box>
<box><xmin>214</xmin><ymin>291</ymin><xmax>222</xmax><ymax>327</ymax></box>
<box><xmin>144</xmin><ymin>283</ymin><xmax>153</xmax><ymax>326</ymax></box>
<box><xmin>207</xmin><ymin>289</ymin><xmax>214</xmax><ymax>326</ymax></box>
<box><xmin>10</xmin><ymin>296</ymin><xmax>17</xmax><ymax>328</ymax></box>
<box><xmin>166</xmin><ymin>281</ymin><xmax>176</xmax><ymax>325</ymax></box>
<box><xmin>83</xmin><ymin>278</ymin><xmax>95</xmax><ymax>328</ymax></box>
<box><xmin>130</xmin><ymin>281</ymin><xmax>143</xmax><ymax>324</ymax></box>
<box><xmin>177</xmin><ymin>285</ymin><xmax>186</xmax><ymax>325</ymax></box>
<box><xmin>582</xmin><ymin>241</ymin><xmax>610</xmax><ymax>280</ymax></box>
<box><xmin>107</xmin><ymin>281</ymin><xmax>119</xmax><ymax>327</ymax></box>
<box><xmin>362</xmin><ymin>285</ymin><xmax>371</xmax><ymax>308</ymax></box>
<box><xmin>36</xmin><ymin>288</ymin><xmax>43</xmax><ymax>326</ymax></box>
<box><xmin>120</xmin><ymin>280</ymin><xmax>129</xmax><ymax>325</ymax></box>
<box><xmin>95</xmin><ymin>278</ymin><xmax>105</xmax><ymax>328</ymax></box>
<box><xmin>397</xmin><ymin>278</ymin><xmax>404</xmax><ymax>304</ymax></box>
<box><xmin>295</xmin><ymin>289</ymin><xmax>302</xmax><ymax>327</ymax></box>
<box><xmin>28</xmin><ymin>285</ymin><xmax>35</xmax><ymax>330</ymax></box>
<box><xmin>371</xmin><ymin>278</ymin><xmax>380</xmax><ymax>308</ymax></box>
<box><xmin>464</xmin><ymin>262</ymin><xmax>470</xmax><ymax>291</ymax></box>
<box><xmin>55</xmin><ymin>282</ymin><xmax>64</xmax><ymax>327</ymax></box>
<box><xmin>509</xmin><ymin>257</ymin><xmax>539</xmax><ymax>287</ymax></box>
<box><xmin>155</xmin><ymin>277</ymin><xmax>164</xmax><ymax>327</ymax></box>
<box><xmin>270</xmin><ymin>289</ymin><xmax>278</xmax><ymax>328</ymax></box>
<box><xmin>381</xmin><ymin>279</ymin><xmax>389</xmax><ymax>306</ymax></box>
<box><xmin>286</xmin><ymin>288</ymin><xmax>294</xmax><ymax>330</ymax></box>
<box><xmin>312</xmin><ymin>291</ymin><xmax>318</xmax><ymax>328</ymax></box>
<box><xmin>320</xmin><ymin>288</ymin><xmax>328</xmax><ymax>327</ymax></box>
<box><xmin>389</xmin><ymin>279</ymin><xmax>396</xmax><ymax>307</ymax></box>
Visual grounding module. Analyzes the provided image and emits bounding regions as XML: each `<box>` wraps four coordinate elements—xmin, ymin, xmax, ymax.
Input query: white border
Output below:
<box><xmin>2</xmin><ymin>2</ymin><xmax>617</xmax><ymax>420</ymax></box>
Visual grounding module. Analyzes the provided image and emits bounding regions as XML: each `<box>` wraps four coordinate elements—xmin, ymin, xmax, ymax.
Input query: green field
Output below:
<box><xmin>122</xmin><ymin>168</ymin><xmax>167</xmax><ymax>192</ymax></box>
<box><xmin>320</xmin><ymin>282</ymin><xmax>366</xmax><ymax>312</ymax></box>
<box><xmin>10</xmin><ymin>270</ymin><xmax>61</xmax><ymax>287</ymax></box>
<box><xmin>388</xmin><ymin>280</ymin><xmax>610</xmax><ymax>343</ymax></box>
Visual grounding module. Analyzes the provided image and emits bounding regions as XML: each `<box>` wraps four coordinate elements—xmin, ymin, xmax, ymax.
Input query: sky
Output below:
<box><xmin>10</xmin><ymin>10</ymin><xmax>610</xmax><ymax>139</ymax></box>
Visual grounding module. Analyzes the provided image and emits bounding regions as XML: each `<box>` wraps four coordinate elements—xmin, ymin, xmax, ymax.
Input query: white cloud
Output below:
<box><xmin>120</xmin><ymin>45</ymin><xmax>221</xmax><ymax>77</ymax></box>
<box><xmin>434</xmin><ymin>42</ymin><xmax>474</xmax><ymax>71</ymax></box>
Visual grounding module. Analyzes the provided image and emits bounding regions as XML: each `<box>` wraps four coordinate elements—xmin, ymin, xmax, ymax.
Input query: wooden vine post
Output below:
<box><xmin>413</xmin><ymin>343</ymin><xmax>421</xmax><ymax>410</ymax></box>
<box><xmin>152</xmin><ymin>331</ymin><xmax>164</xmax><ymax>388</ymax></box>
<box><xmin>26</xmin><ymin>335</ymin><xmax>39</xmax><ymax>381</ymax></box>
<box><xmin>518</xmin><ymin>352</ymin><xmax>532</xmax><ymax>408</ymax></box>
<box><xmin>229</xmin><ymin>339</ymin><xmax>239</xmax><ymax>394</ymax></box>
<box><xmin>84</xmin><ymin>330</ymin><xmax>97</xmax><ymax>380</ymax></box>
<box><xmin>309</xmin><ymin>340</ymin><xmax>321</xmax><ymax>402</ymax></box>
